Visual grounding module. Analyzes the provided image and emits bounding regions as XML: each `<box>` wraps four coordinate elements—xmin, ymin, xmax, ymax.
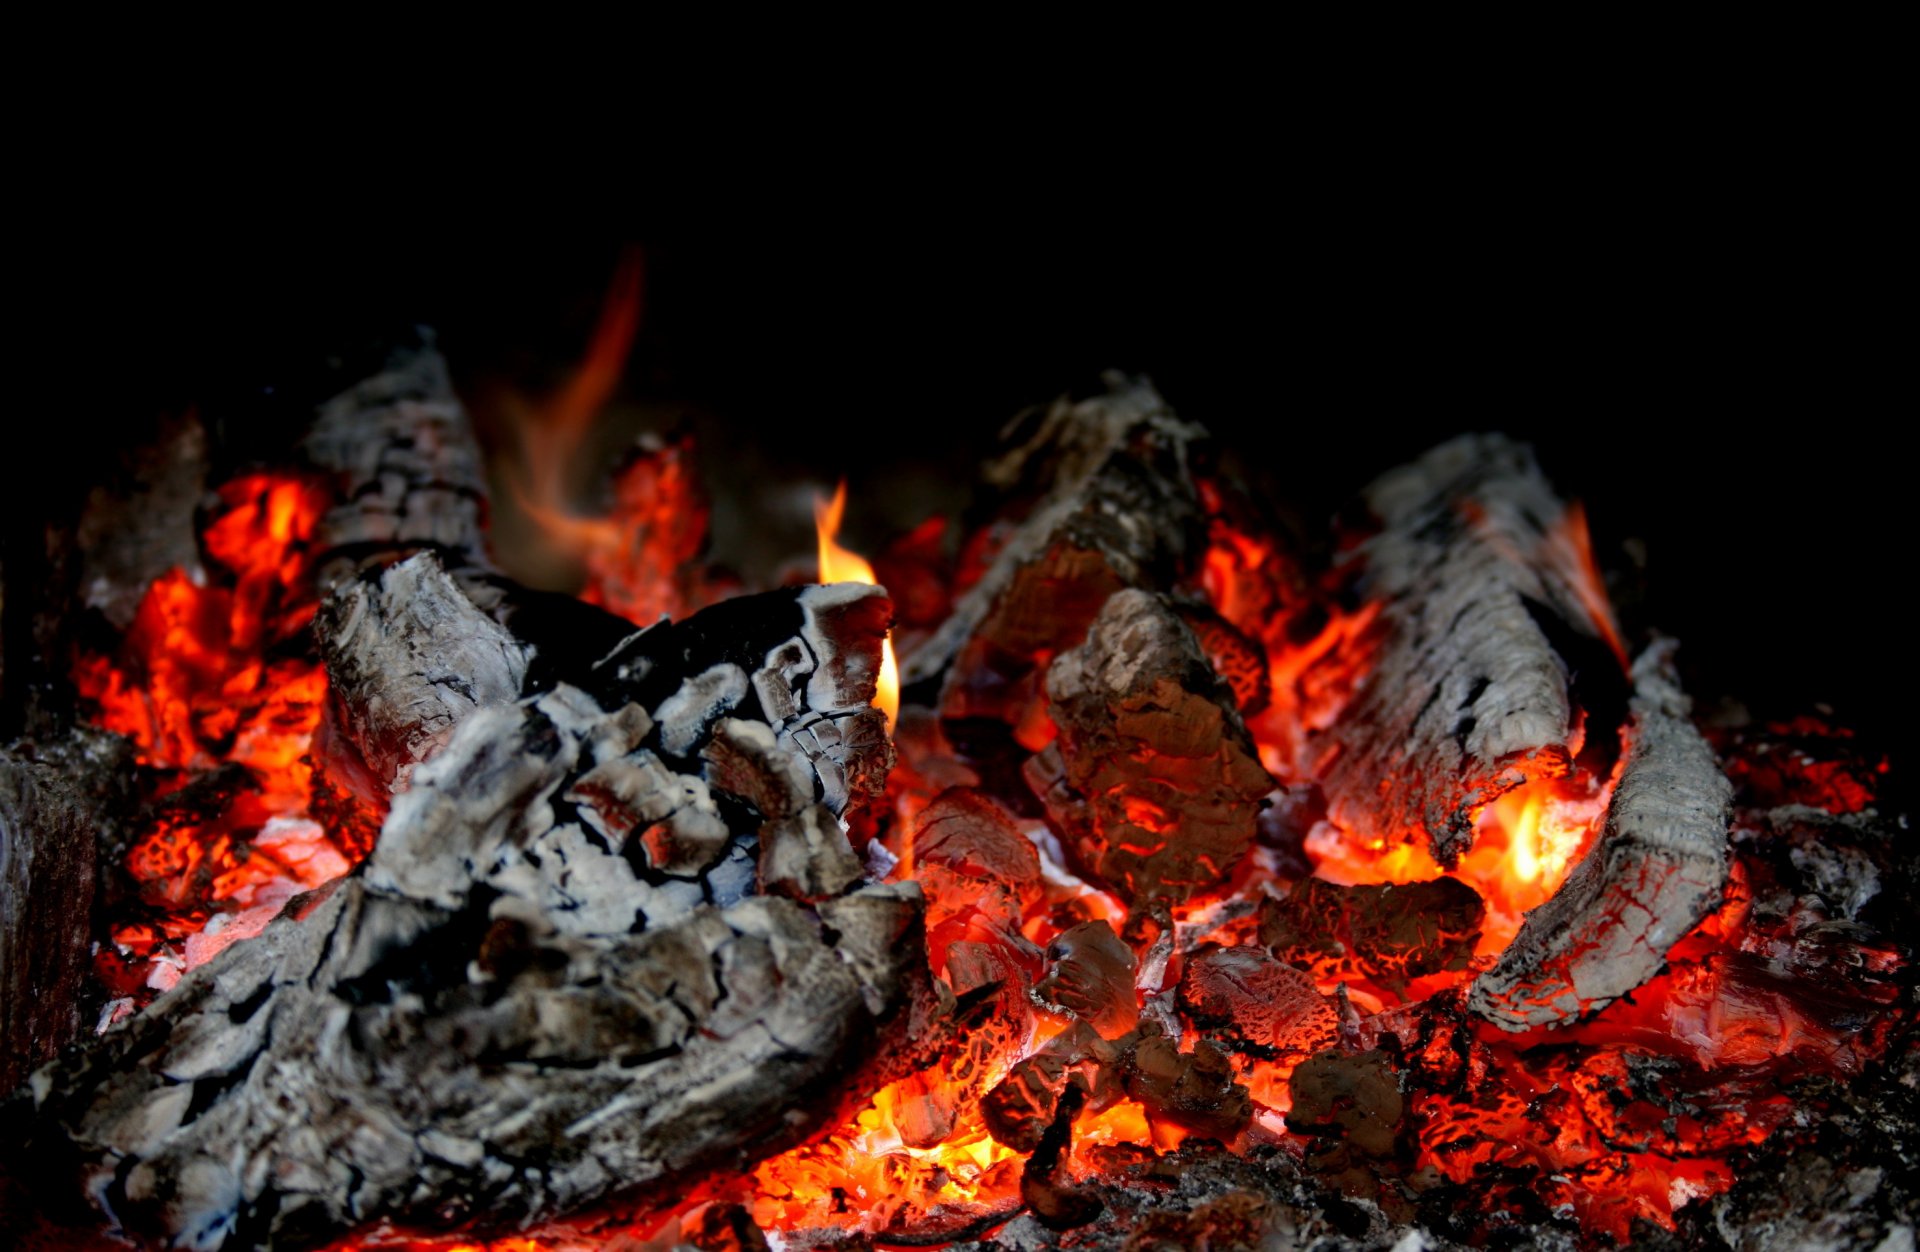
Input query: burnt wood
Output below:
<box><xmin>902</xmin><ymin>375</ymin><xmax>1210</xmax><ymax>729</ymax></box>
<box><xmin>1467</xmin><ymin>641</ymin><xmax>1733</xmax><ymax>1030</ymax></box>
<box><xmin>11</xmin><ymin>581</ymin><xmax>921</xmax><ymax>1250</ymax></box>
<box><xmin>1025</xmin><ymin>590</ymin><xmax>1273</xmax><ymax>907</ymax></box>
<box><xmin>1316</xmin><ymin>433</ymin><xmax>1629</xmax><ymax>868</ymax></box>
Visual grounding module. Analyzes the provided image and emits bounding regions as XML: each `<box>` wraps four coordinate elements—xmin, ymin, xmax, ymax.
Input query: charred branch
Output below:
<box><xmin>1317</xmin><ymin>434</ymin><xmax>1628</xmax><ymax>867</ymax></box>
<box><xmin>1468</xmin><ymin>641</ymin><xmax>1733</xmax><ymax>1030</ymax></box>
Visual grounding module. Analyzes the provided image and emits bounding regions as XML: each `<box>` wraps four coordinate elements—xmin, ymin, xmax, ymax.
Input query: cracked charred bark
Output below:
<box><xmin>1317</xmin><ymin>434</ymin><xmax>1630</xmax><ymax>868</ymax></box>
<box><xmin>11</xmin><ymin>584</ymin><xmax>926</xmax><ymax>1251</ymax></box>
<box><xmin>1468</xmin><ymin>641</ymin><xmax>1733</xmax><ymax>1030</ymax></box>
<box><xmin>901</xmin><ymin>374</ymin><xmax>1211</xmax><ymax>731</ymax></box>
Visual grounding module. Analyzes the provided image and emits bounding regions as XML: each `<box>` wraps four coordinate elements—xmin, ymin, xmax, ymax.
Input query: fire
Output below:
<box><xmin>814</xmin><ymin>480</ymin><xmax>900</xmax><ymax>733</ymax></box>
<box><xmin>75</xmin><ymin>472</ymin><xmax>357</xmax><ymax>1013</ymax></box>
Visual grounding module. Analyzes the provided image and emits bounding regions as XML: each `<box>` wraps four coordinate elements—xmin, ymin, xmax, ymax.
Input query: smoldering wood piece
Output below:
<box><xmin>1317</xmin><ymin>433</ymin><xmax>1628</xmax><ymax>868</ymax></box>
<box><xmin>300</xmin><ymin>338</ymin><xmax>492</xmax><ymax>591</ymax></box>
<box><xmin>593</xmin><ymin>582</ymin><xmax>896</xmax><ymax>818</ymax></box>
<box><xmin>1468</xmin><ymin>642</ymin><xmax>1733</xmax><ymax>1031</ymax></box>
<box><xmin>1024</xmin><ymin>589</ymin><xmax>1273</xmax><ymax>907</ymax></box>
<box><xmin>1032</xmin><ymin>919</ymin><xmax>1139</xmax><ymax>1038</ymax></box>
<box><xmin>316</xmin><ymin>552</ymin><xmax>530</xmax><ymax>793</ymax></box>
<box><xmin>900</xmin><ymin>374</ymin><xmax>1210</xmax><ymax>715</ymax></box>
<box><xmin>15</xmin><ymin>684</ymin><xmax>928</xmax><ymax>1251</ymax></box>
<box><xmin>1176</xmin><ymin>946</ymin><xmax>1336</xmax><ymax>1061</ymax></box>
<box><xmin>1259</xmin><ymin>877</ymin><xmax>1485</xmax><ymax>995</ymax></box>
<box><xmin>0</xmin><ymin>730</ymin><xmax>128</xmax><ymax>1094</ymax></box>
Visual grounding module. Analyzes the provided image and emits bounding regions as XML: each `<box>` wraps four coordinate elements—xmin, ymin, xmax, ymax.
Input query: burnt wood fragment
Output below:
<box><xmin>1177</xmin><ymin>945</ymin><xmax>1336</xmax><ymax>1060</ymax></box>
<box><xmin>902</xmin><ymin>375</ymin><xmax>1210</xmax><ymax>728</ymax></box>
<box><xmin>0</xmin><ymin>730</ymin><xmax>127</xmax><ymax>1094</ymax></box>
<box><xmin>1317</xmin><ymin>434</ymin><xmax>1627</xmax><ymax>867</ymax></box>
<box><xmin>1468</xmin><ymin>642</ymin><xmax>1733</xmax><ymax>1030</ymax></box>
<box><xmin>12</xmin><ymin>577</ymin><xmax>917</xmax><ymax>1250</ymax></box>
<box><xmin>316</xmin><ymin>552</ymin><xmax>529</xmax><ymax>792</ymax></box>
<box><xmin>1024</xmin><ymin>589</ymin><xmax>1273</xmax><ymax>907</ymax></box>
<box><xmin>300</xmin><ymin>339</ymin><xmax>492</xmax><ymax>591</ymax></box>
<box><xmin>1259</xmin><ymin>877</ymin><xmax>1484</xmax><ymax>994</ymax></box>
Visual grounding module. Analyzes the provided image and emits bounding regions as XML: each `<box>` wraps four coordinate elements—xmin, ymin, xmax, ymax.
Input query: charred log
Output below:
<box><xmin>300</xmin><ymin>338</ymin><xmax>492</xmax><ymax>592</ymax></box>
<box><xmin>11</xmin><ymin>581</ymin><xmax>919</xmax><ymax>1250</ymax></box>
<box><xmin>1468</xmin><ymin>642</ymin><xmax>1733</xmax><ymax>1030</ymax></box>
<box><xmin>1024</xmin><ymin>589</ymin><xmax>1272</xmax><ymax>907</ymax></box>
<box><xmin>1317</xmin><ymin>434</ymin><xmax>1628</xmax><ymax>867</ymax></box>
<box><xmin>316</xmin><ymin>552</ymin><xmax>530</xmax><ymax>793</ymax></box>
<box><xmin>902</xmin><ymin>375</ymin><xmax>1210</xmax><ymax>730</ymax></box>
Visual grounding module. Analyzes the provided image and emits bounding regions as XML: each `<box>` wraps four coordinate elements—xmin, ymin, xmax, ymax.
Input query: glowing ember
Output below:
<box><xmin>815</xmin><ymin>479</ymin><xmax>901</xmax><ymax>732</ymax></box>
<box><xmin>74</xmin><ymin>473</ymin><xmax>351</xmax><ymax>1014</ymax></box>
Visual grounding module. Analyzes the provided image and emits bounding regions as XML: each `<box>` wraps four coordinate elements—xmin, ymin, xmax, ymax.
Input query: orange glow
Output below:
<box><xmin>75</xmin><ymin>473</ymin><xmax>358</xmax><ymax>1012</ymax></box>
<box><xmin>814</xmin><ymin>480</ymin><xmax>900</xmax><ymax>733</ymax></box>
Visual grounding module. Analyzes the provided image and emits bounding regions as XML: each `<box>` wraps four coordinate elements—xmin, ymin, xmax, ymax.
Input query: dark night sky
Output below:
<box><xmin>17</xmin><ymin>208</ymin><xmax>1909</xmax><ymax>768</ymax></box>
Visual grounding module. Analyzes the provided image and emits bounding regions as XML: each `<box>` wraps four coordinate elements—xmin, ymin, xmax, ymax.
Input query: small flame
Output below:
<box><xmin>814</xmin><ymin>481</ymin><xmax>900</xmax><ymax>733</ymax></box>
<box><xmin>1508</xmin><ymin>789</ymin><xmax>1545</xmax><ymax>884</ymax></box>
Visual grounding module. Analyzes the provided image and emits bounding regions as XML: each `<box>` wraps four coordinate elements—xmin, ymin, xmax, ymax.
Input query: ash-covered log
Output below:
<box><xmin>1468</xmin><ymin>641</ymin><xmax>1733</xmax><ymax>1030</ymax></box>
<box><xmin>300</xmin><ymin>336</ymin><xmax>493</xmax><ymax>591</ymax></box>
<box><xmin>1317</xmin><ymin>434</ymin><xmax>1628</xmax><ymax>867</ymax></box>
<box><xmin>317</xmin><ymin>552</ymin><xmax>530</xmax><ymax>793</ymax></box>
<box><xmin>9</xmin><ymin>583</ymin><xmax>928</xmax><ymax>1251</ymax></box>
<box><xmin>903</xmin><ymin>375</ymin><xmax>1210</xmax><ymax>732</ymax></box>
<box><xmin>1025</xmin><ymin>589</ymin><xmax>1273</xmax><ymax>908</ymax></box>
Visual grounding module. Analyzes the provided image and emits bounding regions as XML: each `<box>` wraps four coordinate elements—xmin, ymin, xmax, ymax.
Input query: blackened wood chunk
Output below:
<box><xmin>1319</xmin><ymin>434</ymin><xmax>1627</xmax><ymax>867</ymax></box>
<box><xmin>1024</xmin><ymin>590</ymin><xmax>1273</xmax><ymax>907</ymax></box>
<box><xmin>0</xmin><ymin>730</ymin><xmax>127</xmax><ymax>1094</ymax></box>
<box><xmin>1176</xmin><ymin>945</ymin><xmax>1336</xmax><ymax>1060</ymax></box>
<box><xmin>982</xmin><ymin>1022</ymin><xmax>1126</xmax><ymax>1152</ymax></box>
<box><xmin>300</xmin><ymin>340</ymin><xmax>492</xmax><ymax>590</ymax></box>
<box><xmin>914</xmin><ymin>787</ymin><xmax>1043</xmax><ymax>897</ymax></box>
<box><xmin>1176</xmin><ymin>603</ymin><xmax>1271</xmax><ymax>716</ymax></box>
<box><xmin>903</xmin><ymin>375</ymin><xmax>1210</xmax><ymax>726</ymax></box>
<box><xmin>1258</xmin><ymin>877</ymin><xmax>1484</xmax><ymax>994</ymax></box>
<box><xmin>1468</xmin><ymin>642</ymin><xmax>1732</xmax><ymax>1030</ymax></box>
<box><xmin>316</xmin><ymin>552</ymin><xmax>529</xmax><ymax>792</ymax></box>
<box><xmin>758</xmin><ymin>804</ymin><xmax>864</xmax><ymax>902</ymax></box>
<box><xmin>15</xmin><ymin>684</ymin><xmax>927</xmax><ymax>1251</ymax></box>
<box><xmin>1032</xmin><ymin>919</ymin><xmax>1139</xmax><ymax>1038</ymax></box>
<box><xmin>595</xmin><ymin>583</ymin><xmax>896</xmax><ymax>818</ymax></box>
<box><xmin>1124</xmin><ymin>1023</ymin><xmax>1253</xmax><ymax>1142</ymax></box>
<box><xmin>1287</xmin><ymin>1049</ymin><xmax>1404</xmax><ymax>1158</ymax></box>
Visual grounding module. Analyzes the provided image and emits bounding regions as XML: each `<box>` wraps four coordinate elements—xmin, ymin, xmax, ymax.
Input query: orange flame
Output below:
<box><xmin>814</xmin><ymin>481</ymin><xmax>900</xmax><ymax>733</ymax></box>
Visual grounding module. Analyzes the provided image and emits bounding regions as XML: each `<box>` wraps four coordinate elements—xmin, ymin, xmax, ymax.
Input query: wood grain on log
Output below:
<box><xmin>1467</xmin><ymin>641</ymin><xmax>1733</xmax><ymax>1030</ymax></box>
<box><xmin>12</xmin><ymin>581</ymin><xmax>918</xmax><ymax>1250</ymax></box>
<box><xmin>901</xmin><ymin>375</ymin><xmax>1209</xmax><ymax>728</ymax></box>
<box><xmin>1317</xmin><ymin>434</ymin><xmax>1627</xmax><ymax>868</ymax></box>
<box><xmin>1025</xmin><ymin>590</ymin><xmax>1272</xmax><ymax>907</ymax></box>
<box><xmin>301</xmin><ymin>339</ymin><xmax>492</xmax><ymax>592</ymax></box>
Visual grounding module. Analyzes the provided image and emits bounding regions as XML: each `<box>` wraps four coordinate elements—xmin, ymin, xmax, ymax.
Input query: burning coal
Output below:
<box><xmin>9</xmin><ymin>340</ymin><xmax>1910</xmax><ymax>1252</ymax></box>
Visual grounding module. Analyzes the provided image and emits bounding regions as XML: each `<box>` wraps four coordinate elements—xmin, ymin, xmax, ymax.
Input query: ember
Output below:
<box><xmin>4</xmin><ymin>329</ymin><xmax>1911</xmax><ymax>1252</ymax></box>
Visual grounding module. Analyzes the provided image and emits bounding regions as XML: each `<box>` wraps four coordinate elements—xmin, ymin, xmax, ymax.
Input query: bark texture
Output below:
<box><xmin>1318</xmin><ymin>434</ymin><xmax>1627</xmax><ymax>867</ymax></box>
<box><xmin>0</xmin><ymin>730</ymin><xmax>127</xmax><ymax>1094</ymax></box>
<box><xmin>300</xmin><ymin>340</ymin><xmax>492</xmax><ymax>592</ymax></box>
<box><xmin>1467</xmin><ymin>641</ymin><xmax>1732</xmax><ymax>1030</ymax></box>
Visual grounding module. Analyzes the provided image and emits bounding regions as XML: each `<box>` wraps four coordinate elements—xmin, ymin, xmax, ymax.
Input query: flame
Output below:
<box><xmin>814</xmin><ymin>481</ymin><xmax>900</xmax><ymax>733</ymax></box>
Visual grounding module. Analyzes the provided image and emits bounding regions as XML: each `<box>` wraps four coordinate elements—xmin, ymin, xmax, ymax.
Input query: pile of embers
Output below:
<box><xmin>2</xmin><ymin>337</ymin><xmax>1913</xmax><ymax>1252</ymax></box>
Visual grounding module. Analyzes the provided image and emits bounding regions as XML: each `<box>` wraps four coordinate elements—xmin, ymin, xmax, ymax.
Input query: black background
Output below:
<box><xmin>16</xmin><ymin>207</ymin><xmax>1909</xmax><ymax>766</ymax></box>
